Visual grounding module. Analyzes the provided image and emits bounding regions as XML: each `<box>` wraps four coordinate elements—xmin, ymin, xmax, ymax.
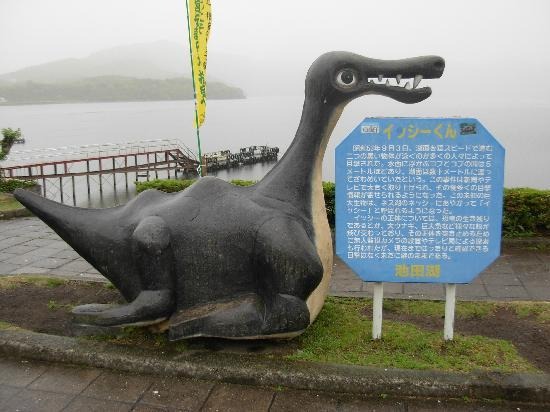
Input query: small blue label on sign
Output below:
<box><xmin>335</xmin><ymin>118</ymin><xmax>505</xmax><ymax>284</ymax></box>
<box><xmin>361</xmin><ymin>123</ymin><xmax>380</xmax><ymax>134</ymax></box>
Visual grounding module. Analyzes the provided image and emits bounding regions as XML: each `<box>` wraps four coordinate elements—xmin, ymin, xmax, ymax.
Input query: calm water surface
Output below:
<box><xmin>0</xmin><ymin>96</ymin><xmax>548</xmax><ymax>205</ymax></box>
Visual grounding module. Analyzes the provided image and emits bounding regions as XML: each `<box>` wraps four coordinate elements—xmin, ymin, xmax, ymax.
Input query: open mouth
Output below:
<box><xmin>365</xmin><ymin>75</ymin><xmax>432</xmax><ymax>104</ymax></box>
<box><xmin>369</xmin><ymin>74</ymin><xmax>430</xmax><ymax>92</ymax></box>
<box><xmin>361</xmin><ymin>56</ymin><xmax>445</xmax><ymax>103</ymax></box>
<box><xmin>370</xmin><ymin>74</ymin><xmax>425</xmax><ymax>91</ymax></box>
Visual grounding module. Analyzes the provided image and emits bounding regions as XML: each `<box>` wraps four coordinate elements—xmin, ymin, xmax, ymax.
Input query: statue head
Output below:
<box><xmin>305</xmin><ymin>51</ymin><xmax>445</xmax><ymax>107</ymax></box>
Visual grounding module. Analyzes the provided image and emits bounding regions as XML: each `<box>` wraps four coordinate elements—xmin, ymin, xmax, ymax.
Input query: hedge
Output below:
<box><xmin>135</xmin><ymin>179</ymin><xmax>550</xmax><ymax>237</ymax></box>
<box><xmin>322</xmin><ymin>181</ymin><xmax>335</xmax><ymax>227</ymax></box>
<box><xmin>0</xmin><ymin>179</ymin><xmax>36</xmax><ymax>193</ymax></box>
<box><xmin>135</xmin><ymin>179</ymin><xmax>197</xmax><ymax>193</ymax></box>
<box><xmin>503</xmin><ymin>188</ymin><xmax>550</xmax><ymax>237</ymax></box>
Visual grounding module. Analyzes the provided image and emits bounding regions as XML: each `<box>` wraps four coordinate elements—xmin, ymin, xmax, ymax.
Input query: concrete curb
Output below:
<box><xmin>0</xmin><ymin>328</ymin><xmax>549</xmax><ymax>404</ymax></box>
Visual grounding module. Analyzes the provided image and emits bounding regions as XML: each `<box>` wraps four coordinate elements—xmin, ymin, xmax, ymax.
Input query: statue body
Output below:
<box><xmin>15</xmin><ymin>51</ymin><xmax>445</xmax><ymax>340</ymax></box>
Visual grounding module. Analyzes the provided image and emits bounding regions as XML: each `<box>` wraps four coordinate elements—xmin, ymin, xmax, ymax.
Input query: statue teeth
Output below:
<box><xmin>396</xmin><ymin>74</ymin><xmax>402</xmax><ymax>84</ymax></box>
<box><xmin>378</xmin><ymin>75</ymin><xmax>383</xmax><ymax>82</ymax></box>
<box><xmin>413</xmin><ymin>75</ymin><xmax>423</xmax><ymax>89</ymax></box>
<box><xmin>404</xmin><ymin>81</ymin><xmax>411</xmax><ymax>90</ymax></box>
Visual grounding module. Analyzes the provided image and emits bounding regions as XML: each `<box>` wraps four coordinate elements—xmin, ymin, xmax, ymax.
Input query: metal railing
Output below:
<box><xmin>0</xmin><ymin>139</ymin><xmax>197</xmax><ymax>167</ymax></box>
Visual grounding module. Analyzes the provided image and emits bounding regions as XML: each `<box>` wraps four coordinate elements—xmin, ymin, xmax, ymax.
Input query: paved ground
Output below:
<box><xmin>1</xmin><ymin>217</ymin><xmax>549</xmax><ymax>301</ymax></box>
<box><xmin>1</xmin><ymin>357</ymin><xmax>548</xmax><ymax>412</ymax></box>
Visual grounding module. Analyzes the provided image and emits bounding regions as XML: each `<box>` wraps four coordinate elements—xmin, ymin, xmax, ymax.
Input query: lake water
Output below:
<box><xmin>0</xmin><ymin>96</ymin><xmax>548</xmax><ymax>205</ymax></box>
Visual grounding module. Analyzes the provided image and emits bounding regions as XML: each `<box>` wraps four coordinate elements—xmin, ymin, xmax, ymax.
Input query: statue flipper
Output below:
<box><xmin>168</xmin><ymin>292</ymin><xmax>309</xmax><ymax>340</ymax></box>
<box><xmin>72</xmin><ymin>216</ymin><xmax>175</xmax><ymax>327</ymax></box>
<box><xmin>72</xmin><ymin>290</ymin><xmax>173</xmax><ymax>327</ymax></box>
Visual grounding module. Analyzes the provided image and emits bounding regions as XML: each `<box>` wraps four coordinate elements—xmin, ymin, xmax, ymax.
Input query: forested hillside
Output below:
<box><xmin>0</xmin><ymin>76</ymin><xmax>245</xmax><ymax>105</ymax></box>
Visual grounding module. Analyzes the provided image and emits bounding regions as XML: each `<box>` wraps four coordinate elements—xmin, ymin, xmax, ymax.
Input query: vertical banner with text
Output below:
<box><xmin>188</xmin><ymin>0</ymin><xmax>212</xmax><ymax>128</ymax></box>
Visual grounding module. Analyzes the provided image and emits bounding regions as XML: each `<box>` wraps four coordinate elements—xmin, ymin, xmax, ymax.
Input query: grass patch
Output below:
<box><xmin>0</xmin><ymin>320</ymin><xmax>18</xmax><ymax>330</ymax></box>
<box><xmin>0</xmin><ymin>279</ymin><xmax>542</xmax><ymax>372</ymax></box>
<box><xmin>0</xmin><ymin>276</ymin><xmax>67</xmax><ymax>289</ymax></box>
<box><xmin>46</xmin><ymin>300</ymin><xmax>73</xmax><ymax>311</ymax></box>
<box><xmin>288</xmin><ymin>297</ymin><xmax>535</xmax><ymax>373</ymax></box>
<box><xmin>505</xmin><ymin>242</ymin><xmax>550</xmax><ymax>252</ymax></box>
<box><xmin>509</xmin><ymin>301</ymin><xmax>550</xmax><ymax>324</ymax></box>
<box><xmin>523</xmin><ymin>243</ymin><xmax>550</xmax><ymax>251</ymax></box>
<box><xmin>0</xmin><ymin>193</ymin><xmax>24</xmax><ymax>212</ymax></box>
<box><xmin>44</xmin><ymin>278</ymin><xmax>66</xmax><ymax>287</ymax></box>
<box><xmin>383</xmin><ymin>299</ymin><xmax>497</xmax><ymax>319</ymax></box>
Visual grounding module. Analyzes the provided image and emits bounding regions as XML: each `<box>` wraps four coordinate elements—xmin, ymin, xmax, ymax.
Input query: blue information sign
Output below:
<box><xmin>335</xmin><ymin>118</ymin><xmax>505</xmax><ymax>284</ymax></box>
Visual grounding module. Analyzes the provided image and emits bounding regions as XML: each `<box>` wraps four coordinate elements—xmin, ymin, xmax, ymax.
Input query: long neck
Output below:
<box><xmin>255</xmin><ymin>96</ymin><xmax>344</xmax><ymax>218</ymax></box>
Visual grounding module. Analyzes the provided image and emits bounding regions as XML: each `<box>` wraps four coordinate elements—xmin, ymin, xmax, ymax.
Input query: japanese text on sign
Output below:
<box><xmin>335</xmin><ymin>118</ymin><xmax>505</xmax><ymax>284</ymax></box>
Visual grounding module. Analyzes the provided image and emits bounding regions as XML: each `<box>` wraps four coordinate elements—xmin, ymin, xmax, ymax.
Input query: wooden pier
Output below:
<box><xmin>203</xmin><ymin>145</ymin><xmax>279</xmax><ymax>172</ymax></box>
<box><xmin>0</xmin><ymin>139</ymin><xmax>198</xmax><ymax>205</ymax></box>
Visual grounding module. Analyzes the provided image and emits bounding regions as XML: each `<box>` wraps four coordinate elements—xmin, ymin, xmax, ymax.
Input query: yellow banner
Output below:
<box><xmin>188</xmin><ymin>0</ymin><xmax>211</xmax><ymax>128</ymax></box>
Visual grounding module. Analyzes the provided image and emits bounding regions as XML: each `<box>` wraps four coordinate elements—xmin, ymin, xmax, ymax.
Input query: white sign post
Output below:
<box><xmin>444</xmin><ymin>284</ymin><xmax>457</xmax><ymax>341</ymax></box>
<box><xmin>372</xmin><ymin>282</ymin><xmax>384</xmax><ymax>339</ymax></box>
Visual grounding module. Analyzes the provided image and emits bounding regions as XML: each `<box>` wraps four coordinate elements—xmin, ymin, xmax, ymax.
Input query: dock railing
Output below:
<box><xmin>0</xmin><ymin>139</ymin><xmax>196</xmax><ymax>167</ymax></box>
<box><xmin>0</xmin><ymin>139</ymin><xmax>199</xmax><ymax>205</ymax></box>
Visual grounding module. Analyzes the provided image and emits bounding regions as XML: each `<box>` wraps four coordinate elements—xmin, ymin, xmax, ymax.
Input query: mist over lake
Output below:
<box><xmin>0</xmin><ymin>96</ymin><xmax>548</xmax><ymax>191</ymax></box>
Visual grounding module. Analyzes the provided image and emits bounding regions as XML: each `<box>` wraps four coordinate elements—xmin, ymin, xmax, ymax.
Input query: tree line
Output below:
<box><xmin>0</xmin><ymin>76</ymin><xmax>245</xmax><ymax>105</ymax></box>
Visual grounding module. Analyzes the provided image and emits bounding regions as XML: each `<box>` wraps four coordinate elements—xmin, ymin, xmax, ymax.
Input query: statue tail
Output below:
<box><xmin>13</xmin><ymin>189</ymin><xmax>139</xmax><ymax>300</ymax></box>
<box><xmin>14</xmin><ymin>189</ymin><xmax>102</xmax><ymax>251</ymax></box>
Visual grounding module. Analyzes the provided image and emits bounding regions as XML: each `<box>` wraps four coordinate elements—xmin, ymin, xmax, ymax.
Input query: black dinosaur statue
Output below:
<box><xmin>14</xmin><ymin>51</ymin><xmax>445</xmax><ymax>340</ymax></box>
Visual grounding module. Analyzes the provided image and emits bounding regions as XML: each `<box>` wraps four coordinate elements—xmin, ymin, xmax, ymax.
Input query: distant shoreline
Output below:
<box><xmin>0</xmin><ymin>76</ymin><xmax>246</xmax><ymax>106</ymax></box>
<box><xmin>0</xmin><ymin>96</ymin><xmax>246</xmax><ymax>107</ymax></box>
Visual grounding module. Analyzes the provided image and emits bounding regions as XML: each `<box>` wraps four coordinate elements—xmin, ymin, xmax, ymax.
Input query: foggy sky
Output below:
<box><xmin>1</xmin><ymin>1</ymin><xmax>549</xmax><ymax>80</ymax></box>
<box><xmin>1</xmin><ymin>0</ymin><xmax>550</xmax><ymax>105</ymax></box>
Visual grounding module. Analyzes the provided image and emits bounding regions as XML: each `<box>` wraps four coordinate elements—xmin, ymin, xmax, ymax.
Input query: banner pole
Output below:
<box><xmin>185</xmin><ymin>0</ymin><xmax>203</xmax><ymax>177</ymax></box>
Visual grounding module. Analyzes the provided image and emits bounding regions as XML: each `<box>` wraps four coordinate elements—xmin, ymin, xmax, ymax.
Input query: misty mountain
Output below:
<box><xmin>0</xmin><ymin>76</ymin><xmax>244</xmax><ymax>105</ymax></box>
<box><xmin>0</xmin><ymin>41</ymin><xmax>186</xmax><ymax>83</ymax></box>
<box><xmin>0</xmin><ymin>40</ymin><xmax>304</xmax><ymax>96</ymax></box>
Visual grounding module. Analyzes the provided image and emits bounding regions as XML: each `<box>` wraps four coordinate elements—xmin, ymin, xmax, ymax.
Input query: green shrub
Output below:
<box><xmin>135</xmin><ymin>179</ymin><xmax>258</xmax><ymax>195</ymax></box>
<box><xmin>0</xmin><ymin>179</ymin><xmax>36</xmax><ymax>193</ymax></box>
<box><xmin>323</xmin><ymin>181</ymin><xmax>335</xmax><ymax>227</ymax></box>
<box><xmin>135</xmin><ymin>179</ymin><xmax>196</xmax><ymax>193</ymax></box>
<box><xmin>0</xmin><ymin>128</ymin><xmax>22</xmax><ymax>159</ymax></box>
<box><xmin>229</xmin><ymin>179</ymin><xmax>256</xmax><ymax>187</ymax></box>
<box><xmin>135</xmin><ymin>179</ymin><xmax>550</xmax><ymax>237</ymax></box>
<box><xmin>503</xmin><ymin>188</ymin><xmax>550</xmax><ymax>237</ymax></box>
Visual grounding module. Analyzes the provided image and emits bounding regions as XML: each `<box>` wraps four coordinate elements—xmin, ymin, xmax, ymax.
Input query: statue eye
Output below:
<box><xmin>335</xmin><ymin>69</ymin><xmax>357</xmax><ymax>88</ymax></box>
